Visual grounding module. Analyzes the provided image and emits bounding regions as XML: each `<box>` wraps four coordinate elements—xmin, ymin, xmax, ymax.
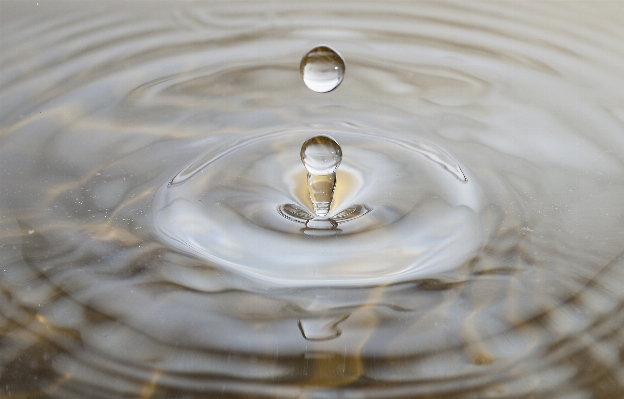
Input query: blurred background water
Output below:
<box><xmin>1</xmin><ymin>1</ymin><xmax>624</xmax><ymax>398</ymax></box>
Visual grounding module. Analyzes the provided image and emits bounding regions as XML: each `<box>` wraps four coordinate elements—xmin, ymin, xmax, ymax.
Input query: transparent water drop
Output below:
<box><xmin>300</xmin><ymin>135</ymin><xmax>342</xmax><ymax>175</ymax></box>
<box><xmin>300</xmin><ymin>46</ymin><xmax>345</xmax><ymax>93</ymax></box>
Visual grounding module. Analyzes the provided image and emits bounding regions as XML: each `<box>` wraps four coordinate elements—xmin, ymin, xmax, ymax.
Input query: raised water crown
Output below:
<box><xmin>279</xmin><ymin>135</ymin><xmax>370</xmax><ymax>234</ymax></box>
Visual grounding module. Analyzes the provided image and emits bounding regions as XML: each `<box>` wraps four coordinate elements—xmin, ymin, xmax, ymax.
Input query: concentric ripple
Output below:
<box><xmin>154</xmin><ymin>126</ymin><xmax>478</xmax><ymax>286</ymax></box>
<box><xmin>1</xmin><ymin>2</ymin><xmax>624</xmax><ymax>399</ymax></box>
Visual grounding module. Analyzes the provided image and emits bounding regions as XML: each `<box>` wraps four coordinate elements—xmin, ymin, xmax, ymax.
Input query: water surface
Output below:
<box><xmin>1</xmin><ymin>2</ymin><xmax>624</xmax><ymax>398</ymax></box>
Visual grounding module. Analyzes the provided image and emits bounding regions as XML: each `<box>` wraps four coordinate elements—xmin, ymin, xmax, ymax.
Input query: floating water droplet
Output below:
<box><xmin>300</xmin><ymin>46</ymin><xmax>345</xmax><ymax>93</ymax></box>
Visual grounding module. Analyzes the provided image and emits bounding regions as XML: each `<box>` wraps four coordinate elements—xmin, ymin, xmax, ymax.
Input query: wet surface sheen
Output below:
<box><xmin>1</xmin><ymin>2</ymin><xmax>624</xmax><ymax>399</ymax></box>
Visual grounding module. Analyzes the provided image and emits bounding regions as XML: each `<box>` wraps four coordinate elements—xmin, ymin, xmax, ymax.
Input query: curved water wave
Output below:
<box><xmin>155</xmin><ymin>125</ymin><xmax>479</xmax><ymax>286</ymax></box>
<box><xmin>1</xmin><ymin>1</ymin><xmax>624</xmax><ymax>399</ymax></box>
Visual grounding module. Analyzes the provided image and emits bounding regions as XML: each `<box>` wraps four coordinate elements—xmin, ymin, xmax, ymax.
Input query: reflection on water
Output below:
<box><xmin>1</xmin><ymin>1</ymin><xmax>624</xmax><ymax>398</ymax></box>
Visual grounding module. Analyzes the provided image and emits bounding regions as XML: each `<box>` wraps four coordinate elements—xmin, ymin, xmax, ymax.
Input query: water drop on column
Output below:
<box><xmin>277</xmin><ymin>134</ymin><xmax>370</xmax><ymax>230</ymax></box>
<box><xmin>301</xmin><ymin>135</ymin><xmax>342</xmax><ymax>217</ymax></box>
<box><xmin>301</xmin><ymin>135</ymin><xmax>342</xmax><ymax>175</ymax></box>
<box><xmin>300</xmin><ymin>46</ymin><xmax>345</xmax><ymax>93</ymax></box>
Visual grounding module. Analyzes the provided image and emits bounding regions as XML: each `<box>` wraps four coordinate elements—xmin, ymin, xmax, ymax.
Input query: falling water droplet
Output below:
<box><xmin>300</xmin><ymin>46</ymin><xmax>345</xmax><ymax>93</ymax></box>
<box><xmin>301</xmin><ymin>135</ymin><xmax>342</xmax><ymax>217</ymax></box>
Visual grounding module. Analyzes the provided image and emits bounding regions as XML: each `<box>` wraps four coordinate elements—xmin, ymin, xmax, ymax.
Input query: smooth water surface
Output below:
<box><xmin>1</xmin><ymin>2</ymin><xmax>624</xmax><ymax>398</ymax></box>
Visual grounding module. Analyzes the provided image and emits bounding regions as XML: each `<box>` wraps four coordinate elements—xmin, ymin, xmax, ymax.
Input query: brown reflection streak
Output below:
<box><xmin>297</xmin><ymin>284</ymin><xmax>387</xmax><ymax>388</ymax></box>
<box><xmin>137</xmin><ymin>369</ymin><xmax>162</xmax><ymax>399</ymax></box>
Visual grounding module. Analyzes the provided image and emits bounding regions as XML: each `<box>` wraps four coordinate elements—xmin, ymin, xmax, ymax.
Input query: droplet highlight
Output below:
<box><xmin>300</xmin><ymin>46</ymin><xmax>345</xmax><ymax>93</ymax></box>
